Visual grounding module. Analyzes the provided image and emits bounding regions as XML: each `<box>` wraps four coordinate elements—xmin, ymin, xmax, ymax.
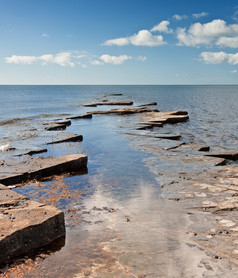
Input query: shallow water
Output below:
<box><xmin>1</xmin><ymin>85</ymin><xmax>238</xmax><ymax>277</ymax></box>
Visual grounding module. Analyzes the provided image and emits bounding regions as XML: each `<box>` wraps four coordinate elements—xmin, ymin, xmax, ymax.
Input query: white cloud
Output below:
<box><xmin>200</xmin><ymin>51</ymin><xmax>238</xmax><ymax>65</ymax></box>
<box><xmin>5</xmin><ymin>55</ymin><xmax>38</xmax><ymax>64</ymax></box>
<box><xmin>216</xmin><ymin>36</ymin><xmax>238</xmax><ymax>48</ymax></box>
<box><xmin>99</xmin><ymin>54</ymin><xmax>132</xmax><ymax>65</ymax></box>
<box><xmin>137</xmin><ymin>56</ymin><xmax>147</xmax><ymax>61</ymax></box>
<box><xmin>103</xmin><ymin>29</ymin><xmax>166</xmax><ymax>47</ymax></box>
<box><xmin>231</xmin><ymin>69</ymin><xmax>237</xmax><ymax>73</ymax></box>
<box><xmin>228</xmin><ymin>52</ymin><xmax>238</xmax><ymax>64</ymax></box>
<box><xmin>173</xmin><ymin>14</ymin><xmax>187</xmax><ymax>21</ymax></box>
<box><xmin>200</xmin><ymin>51</ymin><xmax>228</xmax><ymax>64</ymax></box>
<box><xmin>177</xmin><ymin>19</ymin><xmax>238</xmax><ymax>47</ymax></box>
<box><xmin>42</xmin><ymin>33</ymin><xmax>50</xmax><ymax>38</ymax></box>
<box><xmin>192</xmin><ymin>12</ymin><xmax>208</xmax><ymax>19</ymax></box>
<box><xmin>150</xmin><ymin>21</ymin><xmax>173</xmax><ymax>33</ymax></box>
<box><xmin>5</xmin><ymin>52</ymin><xmax>75</xmax><ymax>67</ymax></box>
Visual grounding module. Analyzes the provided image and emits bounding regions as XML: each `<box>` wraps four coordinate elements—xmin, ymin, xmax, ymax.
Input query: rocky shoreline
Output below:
<box><xmin>0</xmin><ymin>94</ymin><xmax>238</xmax><ymax>276</ymax></box>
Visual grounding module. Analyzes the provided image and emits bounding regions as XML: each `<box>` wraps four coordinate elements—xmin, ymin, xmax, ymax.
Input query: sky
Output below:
<box><xmin>0</xmin><ymin>0</ymin><xmax>238</xmax><ymax>85</ymax></box>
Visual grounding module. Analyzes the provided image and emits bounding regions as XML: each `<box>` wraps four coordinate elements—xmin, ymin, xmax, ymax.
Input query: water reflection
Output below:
<box><xmin>7</xmin><ymin>179</ymin><xmax>207</xmax><ymax>277</ymax></box>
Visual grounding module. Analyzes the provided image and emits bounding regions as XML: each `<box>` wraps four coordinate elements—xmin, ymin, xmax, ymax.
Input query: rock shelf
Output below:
<box><xmin>137</xmin><ymin>102</ymin><xmax>157</xmax><ymax>107</ymax></box>
<box><xmin>205</xmin><ymin>152</ymin><xmax>238</xmax><ymax>161</ymax></box>
<box><xmin>46</xmin><ymin>133</ymin><xmax>83</xmax><ymax>145</ymax></box>
<box><xmin>0</xmin><ymin>154</ymin><xmax>88</xmax><ymax>186</ymax></box>
<box><xmin>0</xmin><ymin>183</ymin><xmax>65</xmax><ymax>266</ymax></box>
<box><xmin>0</xmin><ymin>153</ymin><xmax>87</xmax><ymax>265</ymax></box>
<box><xmin>67</xmin><ymin>113</ymin><xmax>93</xmax><ymax>120</ymax></box>
<box><xmin>91</xmin><ymin>107</ymin><xmax>158</xmax><ymax>115</ymax></box>
<box><xmin>2</xmin><ymin>94</ymin><xmax>238</xmax><ymax>276</ymax></box>
<box><xmin>140</xmin><ymin>111</ymin><xmax>189</xmax><ymax>124</ymax></box>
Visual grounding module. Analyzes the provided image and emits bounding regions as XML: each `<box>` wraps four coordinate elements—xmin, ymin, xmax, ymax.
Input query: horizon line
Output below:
<box><xmin>0</xmin><ymin>84</ymin><xmax>238</xmax><ymax>86</ymax></box>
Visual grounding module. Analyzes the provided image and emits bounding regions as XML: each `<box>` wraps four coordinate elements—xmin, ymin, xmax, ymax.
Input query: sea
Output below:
<box><xmin>0</xmin><ymin>85</ymin><xmax>237</xmax><ymax>151</ymax></box>
<box><xmin>0</xmin><ymin>85</ymin><xmax>238</xmax><ymax>277</ymax></box>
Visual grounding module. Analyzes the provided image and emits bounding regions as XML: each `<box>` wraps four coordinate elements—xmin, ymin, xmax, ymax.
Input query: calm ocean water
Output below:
<box><xmin>0</xmin><ymin>85</ymin><xmax>237</xmax><ymax>151</ymax></box>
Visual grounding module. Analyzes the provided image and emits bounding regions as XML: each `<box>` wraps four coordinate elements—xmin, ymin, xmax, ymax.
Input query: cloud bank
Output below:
<box><xmin>5</xmin><ymin>52</ymin><xmax>135</xmax><ymax>67</ymax></box>
<box><xmin>5</xmin><ymin>52</ymin><xmax>75</xmax><ymax>67</ymax></box>
<box><xmin>177</xmin><ymin>19</ymin><xmax>238</xmax><ymax>48</ymax></box>
<box><xmin>200</xmin><ymin>51</ymin><xmax>238</xmax><ymax>64</ymax></box>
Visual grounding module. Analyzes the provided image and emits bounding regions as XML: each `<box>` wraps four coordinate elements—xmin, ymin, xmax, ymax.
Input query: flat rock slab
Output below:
<box><xmin>67</xmin><ymin>113</ymin><xmax>93</xmax><ymax>120</ymax></box>
<box><xmin>205</xmin><ymin>152</ymin><xmax>238</xmax><ymax>161</ymax></box>
<box><xmin>136</xmin><ymin>122</ymin><xmax>163</xmax><ymax>130</ymax></box>
<box><xmin>138</xmin><ymin>102</ymin><xmax>157</xmax><ymax>107</ymax></box>
<box><xmin>92</xmin><ymin>107</ymin><xmax>158</xmax><ymax>115</ymax></box>
<box><xmin>45</xmin><ymin>133</ymin><xmax>83</xmax><ymax>145</ymax></box>
<box><xmin>44</xmin><ymin>120</ymin><xmax>71</xmax><ymax>131</ymax></box>
<box><xmin>141</xmin><ymin>111</ymin><xmax>189</xmax><ymax>124</ymax></box>
<box><xmin>0</xmin><ymin>154</ymin><xmax>88</xmax><ymax>186</ymax></box>
<box><xmin>104</xmin><ymin>93</ymin><xmax>123</xmax><ymax>96</ymax></box>
<box><xmin>155</xmin><ymin>134</ymin><xmax>182</xmax><ymax>140</ymax></box>
<box><xmin>83</xmin><ymin>101</ymin><xmax>133</xmax><ymax>107</ymax></box>
<box><xmin>17</xmin><ymin>147</ymin><xmax>48</xmax><ymax>156</ymax></box>
<box><xmin>0</xmin><ymin>183</ymin><xmax>65</xmax><ymax>266</ymax></box>
<box><xmin>126</xmin><ymin>132</ymin><xmax>182</xmax><ymax>141</ymax></box>
<box><xmin>1</xmin><ymin>146</ymin><xmax>47</xmax><ymax>158</ymax></box>
<box><xmin>178</xmin><ymin>144</ymin><xmax>210</xmax><ymax>152</ymax></box>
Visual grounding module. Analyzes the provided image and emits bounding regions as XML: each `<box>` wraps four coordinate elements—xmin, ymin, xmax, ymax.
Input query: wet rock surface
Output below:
<box><xmin>137</xmin><ymin>102</ymin><xmax>157</xmax><ymax>107</ymax></box>
<box><xmin>205</xmin><ymin>152</ymin><xmax>238</xmax><ymax>160</ymax></box>
<box><xmin>0</xmin><ymin>182</ymin><xmax>65</xmax><ymax>266</ymax></box>
<box><xmin>1</xmin><ymin>94</ymin><xmax>238</xmax><ymax>277</ymax></box>
<box><xmin>91</xmin><ymin>107</ymin><xmax>158</xmax><ymax>115</ymax></box>
<box><xmin>122</xmin><ymin>115</ymin><xmax>238</xmax><ymax>277</ymax></box>
<box><xmin>66</xmin><ymin>113</ymin><xmax>93</xmax><ymax>120</ymax></box>
<box><xmin>0</xmin><ymin>154</ymin><xmax>87</xmax><ymax>186</ymax></box>
<box><xmin>46</xmin><ymin>133</ymin><xmax>83</xmax><ymax>145</ymax></box>
<box><xmin>0</xmin><ymin>112</ymin><xmax>88</xmax><ymax>266</ymax></box>
<box><xmin>140</xmin><ymin>110</ymin><xmax>189</xmax><ymax>124</ymax></box>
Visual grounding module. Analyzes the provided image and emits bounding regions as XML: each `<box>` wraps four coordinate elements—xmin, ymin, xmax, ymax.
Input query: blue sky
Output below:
<box><xmin>1</xmin><ymin>0</ymin><xmax>238</xmax><ymax>84</ymax></box>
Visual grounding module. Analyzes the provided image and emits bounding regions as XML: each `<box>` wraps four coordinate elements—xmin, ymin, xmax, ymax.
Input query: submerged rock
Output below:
<box><xmin>83</xmin><ymin>100</ymin><xmax>133</xmax><ymax>107</ymax></box>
